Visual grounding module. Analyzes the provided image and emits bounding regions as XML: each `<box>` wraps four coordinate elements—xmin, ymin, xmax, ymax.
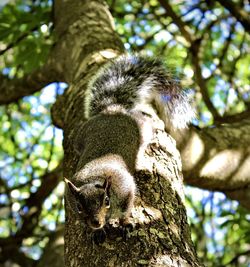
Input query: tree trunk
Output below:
<box><xmin>37</xmin><ymin>227</ymin><xmax>64</xmax><ymax>267</ymax></box>
<box><xmin>64</xmin><ymin>114</ymin><xmax>202</xmax><ymax>265</ymax></box>
<box><xmin>51</xmin><ymin>0</ymin><xmax>202</xmax><ymax>266</ymax></box>
<box><xmin>63</xmin><ymin>116</ymin><xmax>202</xmax><ymax>266</ymax></box>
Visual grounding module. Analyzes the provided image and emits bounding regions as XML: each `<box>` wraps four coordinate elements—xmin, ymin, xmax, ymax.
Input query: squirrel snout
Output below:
<box><xmin>88</xmin><ymin>216</ymin><xmax>105</xmax><ymax>230</ymax></box>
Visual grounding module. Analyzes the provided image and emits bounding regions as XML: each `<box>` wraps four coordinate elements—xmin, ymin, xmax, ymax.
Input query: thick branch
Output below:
<box><xmin>216</xmin><ymin>0</ymin><xmax>250</xmax><ymax>32</ymax></box>
<box><xmin>176</xmin><ymin>119</ymin><xmax>250</xmax><ymax>209</ymax></box>
<box><xmin>52</xmin><ymin>0</ymin><xmax>124</xmax><ymax>83</ymax></box>
<box><xmin>0</xmin><ymin>58</ymin><xmax>59</xmax><ymax>105</ymax></box>
<box><xmin>216</xmin><ymin>109</ymin><xmax>250</xmax><ymax>124</ymax></box>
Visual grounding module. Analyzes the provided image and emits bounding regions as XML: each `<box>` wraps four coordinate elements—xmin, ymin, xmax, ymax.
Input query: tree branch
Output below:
<box><xmin>215</xmin><ymin>0</ymin><xmax>250</xmax><ymax>32</ymax></box>
<box><xmin>0</xmin><ymin>246</ymin><xmax>36</xmax><ymax>267</ymax></box>
<box><xmin>0</xmin><ymin>58</ymin><xmax>60</xmax><ymax>105</ymax></box>
<box><xmin>216</xmin><ymin>109</ymin><xmax>250</xmax><ymax>124</ymax></box>
<box><xmin>199</xmin><ymin>14</ymin><xmax>229</xmax><ymax>41</ymax></box>
<box><xmin>0</xmin><ymin>163</ymin><xmax>63</xmax><ymax>249</ymax></box>
<box><xmin>223</xmin><ymin>249</ymin><xmax>250</xmax><ymax>266</ymax></box>
<box><xmin>16</xmin><ymin>163</ymin><xmax>63</xmax><ymax>238</ymax></box>
<box><xmin>0</xmin><ymin>25</ymin><xmax>39</xmax><ymax>56</ymax></box>
<box><xmin>0</xmin><ymin>0</ymin><xmax>83</xmax><ymax>105</ymax></box>
<box><xmin>158</xmin><ymin>0</ymin><xmax>221</xmax><ymax>120</ymax></box>
<box><xmin>190</xmin><ymin>40</ymin><xmax>221</xmax><ymax>120</ymax></box>
<box><xmin>158</xmin><ymin>0</ymin><xmax>193</xmax><ymax>44</ymax></box>
<box><xmin>175</xmin><ymin>119</ymin><xmax>250</xmax><ymax>209</ymax></box>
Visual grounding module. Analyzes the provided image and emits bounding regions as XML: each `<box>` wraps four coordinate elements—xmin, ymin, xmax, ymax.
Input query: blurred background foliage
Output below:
<box><xmin>0</xmin><ymin>0</ymin><xmax>249</xmax><ymax>266</ymax></box>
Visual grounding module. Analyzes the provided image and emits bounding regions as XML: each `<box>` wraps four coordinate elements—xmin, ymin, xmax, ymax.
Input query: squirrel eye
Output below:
<box><xmin>76</xmin><ymin>203</ymin><xmax>83</xmax><ymax>214</ymax></box>
<box><xmin>104</xmin><ymin>196</ymin><xmax>110</xmax><ymax>207</ymax></box>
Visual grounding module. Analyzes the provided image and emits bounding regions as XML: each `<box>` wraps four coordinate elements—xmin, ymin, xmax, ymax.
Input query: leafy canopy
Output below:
<box><xmin>0</xmin><ymin>0</ymin><xmax>249</xmax><ymax>266</ymax></box>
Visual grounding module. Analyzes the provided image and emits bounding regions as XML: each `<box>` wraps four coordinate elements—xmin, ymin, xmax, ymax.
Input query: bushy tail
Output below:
<box><xmin>85</xmin><ymin>55</ymin><xmax>195</xmax><ymax>130</ymax></box>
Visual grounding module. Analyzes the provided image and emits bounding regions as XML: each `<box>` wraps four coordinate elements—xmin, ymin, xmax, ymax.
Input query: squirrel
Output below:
<box><xmin>65</xmin><ymin>54</ymin><xmax>195</xmax><ymax>233</ymax></box>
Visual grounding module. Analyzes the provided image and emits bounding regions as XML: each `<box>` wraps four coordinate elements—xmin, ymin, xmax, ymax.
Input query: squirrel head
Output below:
<box><xmin>64</xmin><ymin>177</ymin><xmax>111</xmax><ymax>230</ymax></box>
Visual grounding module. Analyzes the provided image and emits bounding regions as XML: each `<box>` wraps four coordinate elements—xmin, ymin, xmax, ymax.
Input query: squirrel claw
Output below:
<box><xmin>92</xmin><ymin>229</ymin><xmax>106</xmax><ymax>245</ymax></box>
<box><xmin>120</xmin><ymin>224</ymin><xmax>133</xmax><ymax>240</ymax></box>
<box><xmin>119</xmin><ymin>219</ymin><xmax>135</xmax><ymax>240</ymax></box>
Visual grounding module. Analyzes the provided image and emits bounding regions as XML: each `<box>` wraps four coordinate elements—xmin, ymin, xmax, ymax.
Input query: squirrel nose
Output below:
<box><xmin>91</xmin><ymin>217</ymin><xmax>102</xmax><ymax>228</ymax></box>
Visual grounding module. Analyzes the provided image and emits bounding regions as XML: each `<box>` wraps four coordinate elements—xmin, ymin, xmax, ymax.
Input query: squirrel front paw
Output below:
<box><xmin>92</xmin><ymin>229</ymin><xmax>106</xmax><ymax>245</ymax></box>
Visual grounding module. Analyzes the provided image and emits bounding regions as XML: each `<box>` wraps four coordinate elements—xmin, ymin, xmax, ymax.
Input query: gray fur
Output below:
<box><xmin>66</xmin><ymin>54</ymin><xmax>195</xmax><ymax>233</ymax></box>
<box><xmin>85</xmin><ymin>54</ymin><xmax>195</xmax><ymax>130</ymax></box>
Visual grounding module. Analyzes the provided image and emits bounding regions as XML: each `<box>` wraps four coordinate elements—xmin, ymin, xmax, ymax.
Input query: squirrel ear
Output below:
<box><xmin>103</xmin><ymin>177</ymin><xmax>111</xmax><ymax>191</ymax></box>
<box><xmin>64</xmin><ymin>178</ymin><xmax>80</xmax><ymax>196</ymax></box>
